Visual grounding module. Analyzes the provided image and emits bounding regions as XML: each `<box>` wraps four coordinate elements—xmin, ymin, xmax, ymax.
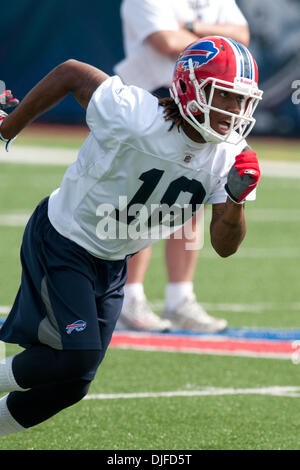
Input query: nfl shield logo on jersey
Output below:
<box><xmin>66</xmin><ymin>320</ymin><xmax>87</xmax><ymax>335</ymax></box>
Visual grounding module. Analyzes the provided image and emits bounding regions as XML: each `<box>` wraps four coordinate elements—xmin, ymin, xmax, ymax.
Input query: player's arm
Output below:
<box><xmin>147</xmin><ymin>24</ymin><xmax>249</xmax><ymax>60</ymax></box>
<box><xmin>146</xmin><ymin>30</ymin><xmax>199</xmax><ymax>60</ymax></box>
<box><xmin>210</xmin><ymin>148</ymin><xmax>261</xmax><ymax>257</ymax></box>
<box><xmin>187</xmin><ymin>23</ymin><xmax>250</xmax><ymax>46</ymax></box>
<box><xmin>210</xmin><ymin>199</ymin><xmax>246</xmax><ymax>257</ymax></box>
<box><xmin>0</xmin><ymin>59</ymin><xmax>109</xmax><ymax>140</ymax></box>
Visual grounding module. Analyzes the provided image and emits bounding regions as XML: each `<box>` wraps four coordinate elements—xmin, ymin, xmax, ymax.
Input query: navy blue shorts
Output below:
<box><xmin>0</xmin><ymin>198</ymin><xmax>128</xmax><ymax>358</ymax></box>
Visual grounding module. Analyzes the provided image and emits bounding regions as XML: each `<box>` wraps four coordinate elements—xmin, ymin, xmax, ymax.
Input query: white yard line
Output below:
<box><xmin>0</xmin><ymin>145</ymin><xmax>77</xmax><ymax>166</ymax></box>
<box><xmin>84</xmin><ymin>386</ymin><xmax>300</xmax><ymax>400</ymax></box>
<box><xmin>149</xmin><ymin>301</ymin><xmax>300</xmax><ymax>313</ymax></box>
<box><xmin>260</xmin><ymin>160</ymin><xmax>300</xmax><ymax>178</ymax></box>
<box><xmin>1</xmin><ymin>301</ymin><xmax>300</xmax><ymax>316</ymax></box>
<box><xmin>245</xmin><ymin>209</ymin><xmax>300</xmax><ymax>222</ymax></box>
<box><xmin>0</xmin><ymin>145</ymin><xmax>299</xmax><ymax>178</ymax></box>
<box><xmin>2</xmin><ymin>212</ymin><xmax>298</xmax><ymax>259</ymax></box>
<box><xmin>0</xmin><ymin>208</ymin><xmax>300</xmax><ymax>228</ymax></box>
<box><xmin>150</xmin><ymin>247</ymin><xmax>300</xmax><ymax>259</ymax></box>
<box><xmin>0</xmin><ymin>306</ymin><xmax>10</xmax><ymax>314</ymax></box>
<box><xmin>0</xmin><ymin>213</ymin><xmax>31</xmax><ymax>226</ymax></box>
<box><xmin>219</xmin><ymin>247</ymin><xmax>300</xmax><ymax>258</ymax></box>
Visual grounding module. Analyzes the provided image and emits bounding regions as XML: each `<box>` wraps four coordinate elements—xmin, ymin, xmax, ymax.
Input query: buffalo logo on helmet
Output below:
<box><xmin>176</xmin><ymin>40</ymin><xmax>220</xmax><ymax>71</ymax></box>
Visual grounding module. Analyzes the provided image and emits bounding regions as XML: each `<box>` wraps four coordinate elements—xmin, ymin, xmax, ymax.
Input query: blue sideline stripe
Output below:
<box><xmin>166</xmin><ymin>328</ymin><xmax>300</xmax><ymax>341</ymax></box>
<box><xmin>1</xmin><ymin>318</ymin><xmax>300</xmax><ymax>341</ymax></box>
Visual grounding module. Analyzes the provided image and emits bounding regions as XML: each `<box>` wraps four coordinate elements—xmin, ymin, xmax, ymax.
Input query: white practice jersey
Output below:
<box><xmin>48</xmin><ymin>76</ymin><xmax>253</xmax><ymax>261</ymax></box>
<box><xmin>114</xmin><ymin>0</ymin><xmax>248</xmax><ymax>90</ymax></box>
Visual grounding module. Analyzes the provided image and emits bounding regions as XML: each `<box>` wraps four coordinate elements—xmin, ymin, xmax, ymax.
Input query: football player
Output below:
<box><xmin>0</xmin><ymin>36</ymin><xmax>262</xmax><ymax>436</ymax></box>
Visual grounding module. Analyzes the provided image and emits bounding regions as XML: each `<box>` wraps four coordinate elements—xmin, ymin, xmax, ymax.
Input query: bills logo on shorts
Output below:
<box><xmin>66</xmin><ymin>320</ymin><xmax>87</xmax><ymax>335</ymax></box>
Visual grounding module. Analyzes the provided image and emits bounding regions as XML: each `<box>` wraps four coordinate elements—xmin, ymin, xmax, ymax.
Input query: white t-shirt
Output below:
<box><xmin>114</xmin><ymin>0</ymin><xmax>248</xmax><ymax>90</ymax></box>
<box><xmin>48</xmin><ymin>76</ymin><xmax>252</xmax><ymax>261</ymax></box>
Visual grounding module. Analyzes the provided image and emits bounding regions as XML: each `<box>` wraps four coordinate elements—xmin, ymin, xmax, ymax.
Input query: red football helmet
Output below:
<box><xmin>170</xmin><ymin>36</ymin><xmax>263</xmax><ymax>144</ymax></box>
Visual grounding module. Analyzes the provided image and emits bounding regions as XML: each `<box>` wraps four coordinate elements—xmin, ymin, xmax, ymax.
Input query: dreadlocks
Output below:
<box><xmin>158</xmin><ymin>97</ymin><xmax>184</xmax><ymax>132</ymax></box>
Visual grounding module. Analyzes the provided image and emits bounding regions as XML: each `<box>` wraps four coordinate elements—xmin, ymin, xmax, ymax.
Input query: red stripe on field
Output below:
<box><xmin>110</xmin><ymin>332</ymin><xmax>295</xmax><ymax>357</ymax></box>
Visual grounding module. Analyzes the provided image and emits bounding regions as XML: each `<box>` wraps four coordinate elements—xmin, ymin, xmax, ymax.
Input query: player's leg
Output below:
<box><xmin>163</xmin><ymin>214</ymin><xmax>228</xmax><ymax>332</ymax></box>
<box><xmin>0</xmin><ymin>335</ymin><xmax>103</xmax><ymax>437</ymax></box>
<box><xmin>117</xmin><ymin>248</ymin><xmax>171</xmax><ymax>331</ymax></box>
<box><xmin>0</xmin><ymin>262</ymin><xmax>105</xmax><ymax>395</ymax></box>
<box><xmin>0</xmin><ymin>259</ymin><xmax>127</xmax><ymax>437</ymax></box>
<box><xmin>0</xmin><ymin>345</ymin><xmax>101</xmax><ymax>394</ymax></box>
<box><xmin>0</xmin><ymin>378</ymin><xmax>92</xmax><ymax>437</ymax></box>
<box><xmin>0</xmin><ymin>261</ymin><xmax>125</xmax><ymax>436</ymax></box>
<box><xmin>0</xmin><ymin>197</ymin><xmax>121</xmax><ymax>435</ymax></box>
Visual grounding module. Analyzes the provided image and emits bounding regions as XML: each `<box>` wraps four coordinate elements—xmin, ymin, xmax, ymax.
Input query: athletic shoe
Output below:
<box><xmin>162</xmin><ymin>294</ymin><xmax>228</xmax><ymax>332</ymax></box>
<box><xmin>116</xmin><ymin>298</ymin><xmax>171</xmax><ymax>332</ymax></box>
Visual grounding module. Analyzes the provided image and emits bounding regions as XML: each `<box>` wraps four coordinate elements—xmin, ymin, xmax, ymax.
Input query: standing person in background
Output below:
<box><xmin>114</xmin><ymin>0</ymin><xmax>250</xmax><ymax>332</ymax></box>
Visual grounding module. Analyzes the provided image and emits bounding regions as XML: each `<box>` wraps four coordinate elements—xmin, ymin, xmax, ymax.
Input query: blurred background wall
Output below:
<box><xmin>237</xmin><ymin>0</ymin><xmax>300</xmax><ymax>137</ymax></box>
<box><xmin>0</xmin><ymin>0</ymin><xmax>125</xmax><ymax>124</ymax></box>
<box><xmin>1</xmin><ymin>0</ymin><xmax>299</xmax><ymax>136</ymax></box>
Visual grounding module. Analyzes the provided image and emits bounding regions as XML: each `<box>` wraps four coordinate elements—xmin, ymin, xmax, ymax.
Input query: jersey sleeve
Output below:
<box><xmin>121</xmin><ymin>0</ymin><xmax>179</xmax><ymax>44</ymax></box>
<box><xmin>86</xmin><ymin>75</ymin><xmax>157</xmax><ymax>148</ymax></box>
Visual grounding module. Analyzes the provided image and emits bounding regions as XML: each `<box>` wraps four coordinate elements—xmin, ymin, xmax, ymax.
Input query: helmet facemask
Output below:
<box><xmin>170</xmin><ymin>58</ymin><xmax>263</xmax><ymax>145</ymax></box>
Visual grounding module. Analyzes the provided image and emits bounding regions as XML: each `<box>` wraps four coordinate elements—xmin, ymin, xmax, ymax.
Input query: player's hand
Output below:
<box><xmin>0</xmin><ymin>109</ymin><xmax>7</xmax><ymax>123</ymax></box>
<box><xmin>0</xmin><ymin>110</ymin><xmax>14</xmax><ymax>150</ymax></box>
<box><xmin>225</xmin><ymin>148</ymin><xmax>261</xmax><ymax>204</ymax></box>
<box><xmin>0</xmin><ymin>90</ymin><xmax>19</xmax><ymax>151</ymax></box>
<box><xmin>0</xmin><ymin>90</ymin><xmax>19</xmax><ymax>110</ymax></box>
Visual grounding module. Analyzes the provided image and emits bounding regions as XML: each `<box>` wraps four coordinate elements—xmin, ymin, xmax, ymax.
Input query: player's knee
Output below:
<box><xmin>76</xmin><ymin>349</ymin><xmax>102</xmax><ymax>379</ymax></box>
<box><xmin>11</xmin><ymin>345</ymin><xmax>102</xmax><ymax>389</ymax></box>
<box><xmin>62</xmin><ymin>349</ymin><xmax>102</xmax><ymax>381</ymax></box>
<box><xmin>65</xmin><ymin>379</ymin><xmax>92</xmax><ymax>405</ymax></box>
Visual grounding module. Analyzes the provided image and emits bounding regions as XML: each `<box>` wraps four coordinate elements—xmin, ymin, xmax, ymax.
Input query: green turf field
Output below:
<box><xmin>0</xmin><ymin>130</ymin><xmax>300</xmax><ymax>450</ymax></box>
